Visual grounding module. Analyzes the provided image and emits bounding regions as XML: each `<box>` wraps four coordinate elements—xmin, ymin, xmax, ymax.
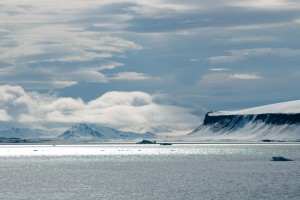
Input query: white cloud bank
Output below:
<box><xmin>0</xmin><ymin>85</ymin><xmax>201</xmax><ymax>135</ymax></box>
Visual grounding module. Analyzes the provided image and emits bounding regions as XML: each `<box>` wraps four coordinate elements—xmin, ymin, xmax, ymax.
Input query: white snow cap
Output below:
<box><xmin>209</xmin><ymin>100</ymin><xmax>300</xmax><ymax>116</ymax></box>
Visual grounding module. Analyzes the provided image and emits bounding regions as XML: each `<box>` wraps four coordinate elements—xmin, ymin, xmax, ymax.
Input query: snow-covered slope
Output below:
<box><xmin>210</xmin><ymin>100</ymin><xmax>300</xmax><ymax>116</ymax></box>
<box><xmin>0</xmin><ymin>127</ymin><xmax>48</xmax><ymax>139</ymax></box>
<box><xmin>189</xmin><ymin>101</ymin><xmax>300</xmax><ymax>141</ymax></box>
<box><xmin>59</xmin><ymin>124</ymin><xmax>156</xmax><ymax>141</ymax></box>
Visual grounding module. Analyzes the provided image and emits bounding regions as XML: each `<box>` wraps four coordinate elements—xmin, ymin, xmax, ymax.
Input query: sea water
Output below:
<box><xmin>0</xmin><ymin>144</ymin><xmax>299</xmax><ymax>200</ymax></box>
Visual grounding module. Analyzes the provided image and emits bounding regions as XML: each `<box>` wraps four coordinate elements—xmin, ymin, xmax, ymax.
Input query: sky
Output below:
<box><xmin>0</xmin><ymin>0</ymin><xmax>300</xmax><ymax>135</ymax></box>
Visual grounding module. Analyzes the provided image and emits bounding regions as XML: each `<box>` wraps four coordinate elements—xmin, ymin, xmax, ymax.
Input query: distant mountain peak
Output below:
<box><xmin>59</xmin><ymin>123</ymin><xmax>156</xmax><ymax>141</ymax></box>
<box><xmin>60</xmin><ymin>123</ymin><xmax>103</xmax><ymax>139</ymax></box>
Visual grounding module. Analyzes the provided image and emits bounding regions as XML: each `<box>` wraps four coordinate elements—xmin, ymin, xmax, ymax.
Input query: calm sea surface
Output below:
<box><xmin>0</xmin><ymin>144</ymin><xmax>299</xmax><ymax>200</ymax></box>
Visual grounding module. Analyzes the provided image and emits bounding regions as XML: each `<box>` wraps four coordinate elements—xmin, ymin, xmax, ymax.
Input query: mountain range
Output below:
<box><xmin>0</xmin><ymin>124</ymin><xmax>156</xmax><ymax>142</ymax></box>
<box><xmin>1</xmin><ymin>100</ymin><xmax>300</xmax><ymax>142</ymax></box>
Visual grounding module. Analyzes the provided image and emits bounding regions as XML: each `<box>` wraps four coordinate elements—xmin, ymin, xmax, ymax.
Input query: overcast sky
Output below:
<box><xmin>1</xmin><ymin>0</ymin><xmax>300</xmax><ymax>135</ymax></box>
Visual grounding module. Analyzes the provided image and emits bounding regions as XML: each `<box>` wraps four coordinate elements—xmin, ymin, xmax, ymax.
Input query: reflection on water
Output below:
<box><xmin>0</xmin><ymin>144</ymin><xmax>299</xmax><ymax>158</ymax></box>
<box><xmin>0</xmin><ymin>144</ymin><xmax>299</xmax><ymax>200</ymax></box>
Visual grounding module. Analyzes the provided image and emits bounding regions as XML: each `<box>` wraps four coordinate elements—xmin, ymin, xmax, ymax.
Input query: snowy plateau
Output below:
<box><xmin>188</xmin><ymin>100</ymin><xmax>300</xmax><ymax>142</ymax></box>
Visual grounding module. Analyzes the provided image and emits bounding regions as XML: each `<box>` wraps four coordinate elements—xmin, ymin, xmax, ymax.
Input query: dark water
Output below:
<box><xmin>0</xmin><ymin>144</ymin><xmax>299</xmax><ymax>199</ymax></box>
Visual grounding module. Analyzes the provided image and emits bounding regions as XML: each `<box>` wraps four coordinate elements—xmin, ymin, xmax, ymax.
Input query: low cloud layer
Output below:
<box><xmin>0</xmin><ymin>85</ymin><xmax>201</xmax><ymax>135</ymax></box>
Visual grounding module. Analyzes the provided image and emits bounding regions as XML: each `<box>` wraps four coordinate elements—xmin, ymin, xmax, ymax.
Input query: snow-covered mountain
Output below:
<box><xmin>0</xmin><ymin>127</ymin><xmax>48</xmax><ymax>139</ymax></box>
<box><xmin>59</xmin><ymin>123</ymin><xmax>156</xmax><ymax>141</ymax></box>
<box><xmin>189</xmin><ymin>100</ymin><xmax>300</xmax><ymax>141</ymax></box>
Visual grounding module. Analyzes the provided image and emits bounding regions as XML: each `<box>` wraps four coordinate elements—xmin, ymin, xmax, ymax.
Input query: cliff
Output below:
<box><xmin>189</xmin><ymin>101</ymin><xmax>300</xmax><ymax>141</ymax></box>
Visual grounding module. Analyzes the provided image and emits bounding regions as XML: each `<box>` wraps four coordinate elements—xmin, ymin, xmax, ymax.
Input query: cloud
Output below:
<box><xmin>209</xmin><ymin>68</ymin><xmax>231</xmax><ymax>71</ymax></box>
<box><xmin>127</xmin><ymin>1</ymin><xmax>195</xmax><ymax>18</ymax></box>
<box><xmin>200</xmin><ymin>72</ymin><xmax>262</xmax><ymax>83</ymax></box>
<box><xmin>189</xmin><ymin>58</ymin><xmax>199</xmax><ymax>62</ymax></box>
<box><xmin>0</xmin><ymin>1</ymin><xmax>143</xmax><ymax>90</ymax></box>
<box><xmin>65</xmin><ymin>70</ymin><xmax>108</xmax><ymax>83</ymax></box>
<box><xmin>175</xmin><ymin>21</ymin><xmax>294</xmax><ymax>36</ymax></box>
<box><xmin>231</xmin><ymin>0</ymin><xmax>300</xmax><ymax>11</ymax></box>
<box><xmin>208</xmin><ymin>48</ymin><xmax>300</xmax><ymax>63</ymax></box>
<box><xmin>13</xmin><ymin>81</ymin><xmax>78</xmax><ymax>90</ymax></box>
<box><xmin>109</xmin><ymin>72</ymin><xmax>153</xmax><ymax>81</ymax></box>
<box><xmin>200</xmin><ymin>73</ymin><xmax>230</xmax><ymax>84</ymax></box>
<box><xmin>0</xmin><ymin>85</ymin><xmax>201</xmax><ymax>135</ymax></box>
<box><xmin>295</xmin><ymin>19</ymin><xmax>300</xmax><ymax>24</ymax></box>
<box><xmin>224</xmin><ymin>36</ymin><xmax>279</xmax><ymax>43</ymax></box>
<box><xmin>0</xmin><ymin>25</ymin><xmax>142</xmax><ymax>64</ymax></box>
<box><xmin>0</xmin><ymin>110</ymin><xmax>12</xmax><ymax>122</ymax></box>
<box><xmin>1</xmin><ymin>0</ymin><xmax>300</xmax><ymax>115</ymax></box>
<box><xmin>229</xmin><ymin>73</ymin><xmax>262</xmax><ymax>80</ymax></box>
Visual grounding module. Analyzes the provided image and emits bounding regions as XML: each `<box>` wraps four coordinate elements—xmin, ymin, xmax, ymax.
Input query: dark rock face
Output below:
<box><xmin>202</xmin><ymin>113</ymin><xmax>300</xmax><ymax>132</ymax></box>
<box><xmin>203</xmin><ymin>113</ymin><xmax>300</xmax><ymax>126</ymax></box>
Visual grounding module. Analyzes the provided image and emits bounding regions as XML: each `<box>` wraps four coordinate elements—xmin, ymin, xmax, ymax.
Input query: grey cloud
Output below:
<box><xmin>0</xmin><ymin>9</ymin><xmax>143</xmax><ymax>89</ymax></box>
<box><xmin>124</xmin><ymin>1</ymin><xmax>300</xmax><ymax>33</ymax></box>
<box><xmin>0</xmin><ymin>62</ymin><xmax>126</xmax><ymax>90</ymax></box>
